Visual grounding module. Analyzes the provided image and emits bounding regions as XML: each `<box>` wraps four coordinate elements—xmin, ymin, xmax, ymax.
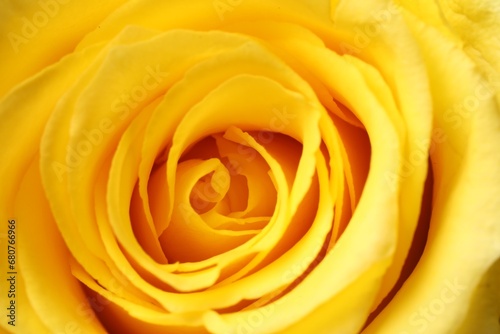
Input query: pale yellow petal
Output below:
<box><xmin>365</xmin><ymin>7</ymin><xmax>500</xmax><ymax>333</ymax></box>
<box><xmin>15</xmin><ymin>157</ymin><xmax>106</xmax><ymax>333</ymax></box>
<box><xmin>0</xmin><ymin>0</ymin><xmax>127</xmax><ymax>97</ymax></box>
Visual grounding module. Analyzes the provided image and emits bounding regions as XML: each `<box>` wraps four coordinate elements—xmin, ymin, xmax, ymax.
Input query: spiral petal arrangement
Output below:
<box><xmin>0</xmin><ymin>0</ymin><xmax>499</xmax><ymax>333</ymax></box>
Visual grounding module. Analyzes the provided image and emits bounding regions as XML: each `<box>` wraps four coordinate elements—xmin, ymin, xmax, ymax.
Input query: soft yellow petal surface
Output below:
<box><xmin>365</xmin><ymin>5</ymin><xmax>500</xmax><ymax>333</ymax></box>
<box><xmin>0</xmin><ymin>0</ymin><xmax>127</xmax><ymax>97</ymax></box>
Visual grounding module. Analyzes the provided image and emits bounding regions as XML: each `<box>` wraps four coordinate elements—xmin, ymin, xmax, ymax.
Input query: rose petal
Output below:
<box><xmin>0</xmin><ymin>29</ymin><xmax>117</xmax><ymax>333</ymax></box>
<box><xmin>365</xmin><ymin>6</ymin><xmax>500</xmax><ymax>333</ymax></box>
<box><xmin>15</xmin><ymin>157</ymin><xmax>106</xmax><ymax>333</ymax></box>
<box><xmin>0</xmin><ymin>0</ymin><xmax>127</xmax><ymax>97</ymax></box>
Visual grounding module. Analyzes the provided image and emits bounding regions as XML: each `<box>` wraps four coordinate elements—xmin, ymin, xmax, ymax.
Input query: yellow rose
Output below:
<box><xmin>1</xmin><ymin>0</ymin><xmax>499</xmax><ymax>333</ymax></box>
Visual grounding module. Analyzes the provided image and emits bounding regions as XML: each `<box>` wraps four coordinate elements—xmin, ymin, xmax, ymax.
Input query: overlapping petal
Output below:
<box><xmin>0</xmin><ymin>0</ymin><xmax>498</xmax><ymax>333</ymax></box>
